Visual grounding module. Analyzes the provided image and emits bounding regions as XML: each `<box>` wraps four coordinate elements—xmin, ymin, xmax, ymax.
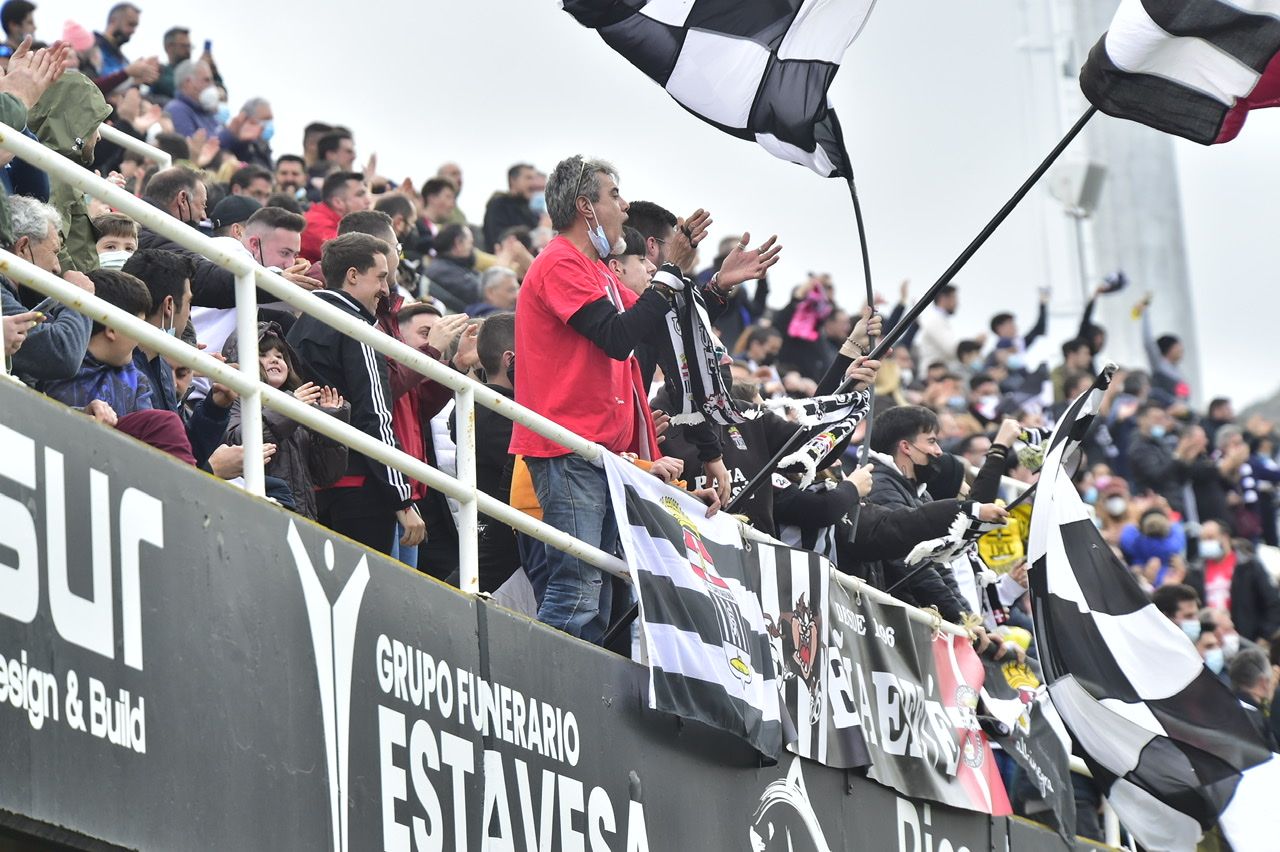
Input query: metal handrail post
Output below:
<box><xmin>234</xmin><ymin>268</ymin><xmax>263</xmax><ymax>495</ymax></box>
<box><xmin>455</xmin><ymin>384</ymin><xmax>479</xmax><ymax>593</ymax></box>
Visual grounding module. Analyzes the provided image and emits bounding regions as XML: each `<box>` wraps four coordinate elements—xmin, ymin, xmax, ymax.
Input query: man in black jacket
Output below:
<box><xmin>286</xmin><ymin>233</ymin><xmax>424</xmax><ymax>554</ymax></box>
<box><xmin>1127</xmin><ymin>403</ymin><xmax>1204</xmax><ymax>514</ymax></box>
<box><xmin>482</xmin><ymin>163</ymin><xmax>540</xmax><ymax>251</ymax></box>
<box><xmin>863</xmin><ymin>405</ymin><xmax>974</xmax><ymax>624</ymax></box>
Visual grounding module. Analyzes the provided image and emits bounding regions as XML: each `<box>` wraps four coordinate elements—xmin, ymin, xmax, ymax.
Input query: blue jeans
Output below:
<box><xmin>391</xmin><ymin>523</ymin><xmax>418</xmax><ymax>569</ymax></box>
<box><xmin>526</xmin><ymin>454</ymin><xmax>617</xmax><ymax>644</ymax></box>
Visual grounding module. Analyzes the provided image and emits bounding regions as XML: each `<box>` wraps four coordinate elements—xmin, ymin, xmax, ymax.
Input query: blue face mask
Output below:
<box><xmin>260</xmin><ymin>119</ymin><xmax>275</xmax><ymax>142</ymax></box>
<box><xmin>215</xmin><ymin>104</ymin><xmax>231</xmax><ymax>125</ymax></box>
<box><xmin>1179</xmin><ymin>619</ymin><xmax>1201</xmax><ymax>642</ymax></box>
<box><xmin>584</xmin><ymin>201</ymin><xmax>612</xmax><ymax>258</ymax></box>
<box><xmin>1007</xmin><ymin>354</ymin><xmax>1026</xmax><ymax>371</ymax></box>
<box><xmin>1150</xmin><ymin>425</ymin><xmax>1167</xmax><ymax>440</ymax></box>
<box><xmin>1083</xmin><ymin>486</ymin><xmax>1099</xmax><ymax>505</ymax></box>
<box><xmin>529</xmin><ymin>191</ymin><xmax>547</xmax><ymax>216</ymax></box>
<box><xmin>1204</xmin><ymin>647</ymin><xmax>1225</xmax><ymax>674</ymax></box>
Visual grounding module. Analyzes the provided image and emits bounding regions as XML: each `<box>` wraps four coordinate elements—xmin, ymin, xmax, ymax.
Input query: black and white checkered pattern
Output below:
<box><xmin>1081</xmin><ymin>0</ymin><xmax>1280</xmax><ymax>144</ymax></box>
<box><xmin>1028</xmin><ymin>368</ymin><xmax>1279</xmax><ymax>851</ymax></box>
<box><xmin>561</xmin><ymin>0</ymin><xmax>878</xmax><ymax>177</ymax></box>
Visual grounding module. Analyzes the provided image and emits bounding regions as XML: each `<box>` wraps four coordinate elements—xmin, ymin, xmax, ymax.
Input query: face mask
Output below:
<box><xmin>1179</xmin><ymin>619</ymin><xmax>1202</xmax><ymax>642</ymax></box>
<box><xmin>198</xmin><ymin>85</ymin><xmax>220</xmax><ymax>112</ymax></box>
<box><xmin>1082</xmin><ymin>486</ymin><xmax>1099</xmax><ymax>505</ymax></box>
<box><xmin>1222</xmin><ymin>632</ymin><xmax>1240</xmax><ymax>657</ymax></box>
<box><xmin>260</xmin><ymin>120</ymin><xmax>275</xmax><ymax>142</ymax></box>
<box><xmin>910</xmin><ymin>445</ymin><xmax>937</xmax><ymax>484</ymax></box>
<box><xmin>759</xmin><ymin>354</ymin><xmax>776</xmax><ymax>367</ymax></box>
<box><xmin>899</xmin><ymin>369</ymin><xmax>914</xmax><ymax>387</ymax></box>
<box><xmin>505</xmin><ymin>353</ymin><xmax>516</xmax><ymax>386</ymax></box>
<box><xmin>161</xmin><ymin>303</ymin><xmax>176</xmax><ymax>337</ymax></box>
<box><xmin>1105</xmin><ymin>495</ymin><xmax>1127</xmax><ymax>517</ymax></box>
<box><xmin>97</xmin><ymin>249</ymin><xmax>133</xmax><ymax>270</ymax></box>
<box><xmin>215</xmin><ymin>104</ymin><xmax>231</xmax><ymax>125</ymax></box>
<box><xmin>947</xmin><ymin>394</ymin><xmax>966</xmax><ymax>410</ymax></box>
<box><xmin>584</xmin><ymin>201</ymin><xmax>612</xmax><ymax>258</ymax></box>
<box><xmin>1203</xmin><ymin>647</ymin><xmax>1225</xmax><ymax>674</ymax></box>
<box><xmin>529</xmin><ymin>191</ymin><xmax>547</xmax><ymax>216</ymax></box>
<box><xmin>1150</xmin><ymin>424</ymin><xmax>1167</xmax><ymax>440</ymax></box>
<box><xmin>1200</xmin><ymin>538</ymin><xmax>1225</xmax><ymax>561</ymax></box>
<box><xmin>1007</xmin><ymin>354</ymin><xmax>1026</xmax><ymax>371</ymax></box>
<box><xmin>977</xmin><ymin>394</ymin><xmax>1000</xmax><ymax>418</ymax></box>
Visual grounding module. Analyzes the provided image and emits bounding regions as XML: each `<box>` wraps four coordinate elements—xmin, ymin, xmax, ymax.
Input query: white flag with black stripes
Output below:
<box><xmin>1028</xmin><ymin>368</ymin><xmax>1279</xmax><ymax>852</ymax></box>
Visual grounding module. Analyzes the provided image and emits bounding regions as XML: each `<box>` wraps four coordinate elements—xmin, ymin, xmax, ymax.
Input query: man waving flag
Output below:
<box><xmin>1028</xmin><ymin>367</ymin><xmax>1279</xmax><ymax>851</ymax></box>
<box><xmin>560</xmin><ymin>0</ymin><xmax>878</xmax><ymax>177</ymax></box>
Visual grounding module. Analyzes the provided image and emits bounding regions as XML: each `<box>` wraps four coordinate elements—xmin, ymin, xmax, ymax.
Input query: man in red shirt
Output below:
<box><xmin>300</xmin><ymin>171</ymin><xmax>370</xmax><ymax>262</ymax></box>
<box><xmin>1198</xmin><ymin>520</ymin><xmax>1280</xmax><ymax>643</ymax></box>
<box><xmin>510</xmin><ymin>155</ymin><xmax>702</xmax><ymax>643</ymax></box>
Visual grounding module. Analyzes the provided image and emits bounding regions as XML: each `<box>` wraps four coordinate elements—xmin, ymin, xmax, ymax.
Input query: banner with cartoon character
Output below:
<box><xmin>604</xmin><ymin>454</ymin><xmax>783</xmax><ymax>758</ymax></box>
<box><xmin>759</xmin><ymin>546</ymin><xmax>1012</xmax><ymax>815</ymax></box>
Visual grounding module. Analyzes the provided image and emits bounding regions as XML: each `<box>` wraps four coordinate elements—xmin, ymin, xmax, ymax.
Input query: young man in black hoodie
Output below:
<box><xmin>287</xmin><ymin>233</ymin><xmax>425</xmax><ymax>554</ymax></box>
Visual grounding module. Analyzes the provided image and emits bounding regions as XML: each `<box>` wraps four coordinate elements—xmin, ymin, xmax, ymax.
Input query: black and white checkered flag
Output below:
<box><xmin>561</xmin><ymin>0</ymin><xmax>878</xmax><ymax>177</ymax></box>
<box><xmin>1028</xmin><ymin>368</ymin><xmax>1279</xmax><ymax>852</ymax></box>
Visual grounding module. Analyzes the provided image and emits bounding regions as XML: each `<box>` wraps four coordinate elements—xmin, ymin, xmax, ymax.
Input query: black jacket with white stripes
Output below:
<box><xmin>286</xmin><ymin>290</ymin><xmax>414</xmax><ymax>510</ymax></box>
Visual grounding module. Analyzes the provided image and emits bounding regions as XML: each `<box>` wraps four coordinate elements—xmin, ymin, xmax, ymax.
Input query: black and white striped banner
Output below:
<box><xmin>1028</xmin><ymin>367</ymin><xmax>1280</xmax><ymax>851</ymax></box>
<box><xmin>604</xmin><ymin>453</ymin><xmax>783</xmax><ymax>758</ymax></box>
<box><xmin>1081</xmin><ymin>0</ymin><xmax>1280</xmax><ymax>144</ymax></box>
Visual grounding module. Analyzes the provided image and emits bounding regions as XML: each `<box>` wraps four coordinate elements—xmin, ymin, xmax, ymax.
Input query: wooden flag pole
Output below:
<box><xmin>724</xmin><ymin>106</ymin><xmax>1098</xmax><ymax>515</ymax></box>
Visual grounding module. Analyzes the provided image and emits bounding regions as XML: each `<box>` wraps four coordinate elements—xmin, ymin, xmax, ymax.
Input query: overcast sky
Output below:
<box><xmin>45</xmin><ymin>0</ymin><xmax>1279</xmax><ymax>406</ymax></box>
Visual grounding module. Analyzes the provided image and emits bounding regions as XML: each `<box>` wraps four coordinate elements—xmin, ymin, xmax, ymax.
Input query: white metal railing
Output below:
<box><xmin>0</xmin><ymin>128</ymin><xmax>1124</xmax><ymax>847</ymax></box>
<box><xmin>98</xmin><ymin>123</ymin><xmax>173</xmax><ymax>169</ymax></box>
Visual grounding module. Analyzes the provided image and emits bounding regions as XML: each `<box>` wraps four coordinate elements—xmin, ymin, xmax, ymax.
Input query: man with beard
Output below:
<box><xmin>287</xmin><ymin>233</ymin><xmax>425</xmax><ymax>554</ymax></box>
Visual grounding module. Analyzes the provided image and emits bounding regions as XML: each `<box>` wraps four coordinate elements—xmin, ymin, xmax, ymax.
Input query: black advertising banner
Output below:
<box><xmin>0</xmin><ymin>382</ymin><xmax>1072</xmax><ymax>850</ymax></box>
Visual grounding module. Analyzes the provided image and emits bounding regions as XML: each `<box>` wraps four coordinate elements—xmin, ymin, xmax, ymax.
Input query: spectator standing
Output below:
<box><xmin>286</xmin><ymin>233</ymin><xmax>424</xmax><ymax>554</ymax></box>
<box><xmin>300</xmin><ymin>171</ymin><xmax>368</xmax><ymax>262</ymax></box>
<box><xmin>510</xmin><ymin>155</ymin><xmax>690</xmax><ymax>642</ymax></box>
<box><xmin>1135</xmin><ymin>293</ymin><xmax>1191</xmax><ymax>405</ymax></box>
<box><xmin>915</xmin><ymin>283</ymin><xmax>970</xmax><ymax>373</ymax></box>
<box><xmin>1127</xmin><ymin>403</ymin><xmax>1202</xmax><ymax>515</ymax></box>
<box><xmin>93</xmin><ymin>3</ymin><xmax>139</xmax><ymax>78</ymax></box>
<box><xmin>482</xmin><ymin>163</ymin><xmax>539</xmax><ymax>250</ymax></box>
<box><xmin>1197</xmin><ymin>520</ymin><xmax>1280</xmax><ymax>644</ymax></box>
<box><xmin>425</xmin><ymin>223</ymin><xmax>481</xmax><ymax>313</ymax></box>
<box><xmin>418</xmin><ymin>177</ymin><xmax>456</xmax><ymax>237</ymax></box>
<box><xmin>0</xmin><ymin>1</ymin><xmax>35</xmax><ymax>59</ymax></box>
<box><xmin>1228</xmin><ymin>649</ymin><xmax>1278</xmax><ymax>750</ymax></box>
<box><xmin>28</xmin><ymin>71</ymin><xmax>111</xmax><ymax>273</ymax></box>
<box><xmin>163</xmin><ymin>59</ymin><xmax>222</xmax><ymax>139</ymax></box>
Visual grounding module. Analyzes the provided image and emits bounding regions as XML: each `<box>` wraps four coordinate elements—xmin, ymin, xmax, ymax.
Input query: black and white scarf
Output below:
<box><xmin>654</xmin><ymin>265</ymin><xmax>759</xmax><ymax>427</ymax></box>
<box><xmin>773</xmin><ymin>390</ymin><xmax>872</xmax><ymax>488</ymax></box>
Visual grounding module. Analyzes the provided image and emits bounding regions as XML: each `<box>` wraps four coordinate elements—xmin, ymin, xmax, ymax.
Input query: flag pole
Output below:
<box><xmin>843</xmin><ymin>174</ymin><xmax>875</xmax><ymax>542</ymax></box>
<box><xmin>725</xmin><ymin>106</ymin><xmax>1098</xmax><ymax>515</ymax></box>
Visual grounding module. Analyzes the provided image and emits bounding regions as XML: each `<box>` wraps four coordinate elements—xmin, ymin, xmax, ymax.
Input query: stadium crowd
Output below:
<box><xmin>0</xmin><ymin>3</ymin><xmax>1277</xmax><ymax>836</ymax></box>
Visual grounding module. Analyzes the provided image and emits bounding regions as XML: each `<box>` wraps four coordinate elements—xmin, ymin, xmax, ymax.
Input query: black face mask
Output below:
<box><xmin>506</xmin><ymin>353</ymin><xmax>516</xmax><ymax>387</ymax></box>
<box><xmin>909</xmin><ymin>446</ymin><xmax>938</xmax><ymax>484</ymax></box>
<box><xmin>759</xmin><ymin>354</ymin><xmax>777</xmax><ymax>367</ymax></box>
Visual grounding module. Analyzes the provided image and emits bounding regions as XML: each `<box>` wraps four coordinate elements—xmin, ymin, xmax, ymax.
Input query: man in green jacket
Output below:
<box><xmin>27</xmin><ymin>69</ymin><xmax>112</xmax><ymax>273</ymax></box>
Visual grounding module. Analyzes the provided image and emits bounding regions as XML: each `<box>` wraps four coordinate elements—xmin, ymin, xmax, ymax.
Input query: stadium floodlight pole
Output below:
<box><xmin>725</xmin><ymin>106</ymin><xmax>1099</xmax><ymax>515</ymax></box>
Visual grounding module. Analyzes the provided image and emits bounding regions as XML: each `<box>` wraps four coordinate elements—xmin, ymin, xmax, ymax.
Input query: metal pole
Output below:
<box><xmin>234</xmin><ymin>269</ymin><xmax>263</xmax><ymax>496</ymax></box>
<box><xmin>98</xmin><ymin>123</ymin><xmax>172</xmax><ymax>169</ymax></box>
<box><xmin>455</xmin><ymin>384</ymin><xmax>479</xmax><ymax>593</ymax></box>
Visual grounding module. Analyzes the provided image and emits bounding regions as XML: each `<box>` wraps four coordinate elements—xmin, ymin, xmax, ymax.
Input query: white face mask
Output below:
<box><xmin>97</xmin><ymin>249</ymin><xmax>133</xmax><ymax>270</ymax></box>
<box><xmin>1199</xmin><ymin>538</ymin><xmax>1225</xmax><ymax>561</ymax></box>
<box><xmin>198</xmin><ymin>84</ymin><xmax>220</xmax><ymax>112</ymax></box>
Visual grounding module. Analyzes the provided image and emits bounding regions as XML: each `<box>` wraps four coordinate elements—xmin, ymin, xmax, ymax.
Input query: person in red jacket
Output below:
<box><xmin>299</xmin><ymin>170</ymin><xmax>369</xmax><ymax>261</ymax></box>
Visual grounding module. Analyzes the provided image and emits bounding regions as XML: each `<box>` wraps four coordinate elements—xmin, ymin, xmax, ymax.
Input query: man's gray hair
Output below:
<box><xmin>545</xmin><ymin>155</ymin><xmax>618</xmax><ymax>232</ymax></box>
<box><xmin>482</xmin><ymin>266</ymin><xmax>516</xmax><ymax>291</ymax></box>
<box><xmin>1215</xmin><ymin>424</ymin><xmax>1244</xmax><ymax>452</ymax></box>
<box><xmin>1228</xmin><ymin>647</ymin><xmax>1271</xmax><ymax>692</ymax></box>
<box><xmin>173</xmin><ymin>59</ymin><xmax>199</xmax><ymax>91</ymax></box>
<box><xmin>8</xmin><ymin>195</ymin><xmax>63</xmax><ymax>248</ymax></box>
<box><xmin>240</xmin><ymin>97</ymin><xmax>270</xmax><ymax>117</ymax></box>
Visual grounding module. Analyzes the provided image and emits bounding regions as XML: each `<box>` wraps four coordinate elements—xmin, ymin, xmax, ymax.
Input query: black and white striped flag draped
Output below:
<box><xmin>1028</xmin><ymin>366</ymin><xmax>1280</xmax><ymax>852</ymax></box>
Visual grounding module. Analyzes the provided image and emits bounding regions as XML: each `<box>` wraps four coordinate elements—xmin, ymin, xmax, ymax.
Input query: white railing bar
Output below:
<box><xmin>234</xmin><ymin>267</ymin><xmax>264</xmax><ymax>496</ymax></box>
<box><xmin>0</xmin><ymin>250</ymin><xmax>631</xmax><ymax>582</ymax></box>
<box><xmin>98</xmin><ymin>123</ymin><xmax>172</xmax><ymax>169</ymax></box>
<box><xmin>0</xmin><ymin>123</ymin><xmax>603</xmax><ymax>463</ymax></box>
<box><xmin>455</xmin><ymin>384</ymin><xmax>479</xmax><ymax>593</ymax></box>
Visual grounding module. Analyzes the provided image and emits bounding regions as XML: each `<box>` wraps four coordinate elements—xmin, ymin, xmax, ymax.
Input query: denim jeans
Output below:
<box><xmin>525</xmin><ymin>454</ymin><xmax>617</xmax><ymax>644</ymax></box>
<box><xmin>391</xmin><ymin>524</ymin><xmax>418</xmax><ymax>569</ymax></box>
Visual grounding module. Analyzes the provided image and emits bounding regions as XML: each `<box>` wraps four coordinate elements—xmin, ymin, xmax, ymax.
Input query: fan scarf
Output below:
<box><xmin>654</xmin><ymin>265</ymin><xmax>760</xmax><ymax>427</ymax></box>
<box><xmin>773</xmin><ymin>390</ymin><xmax>872</xmax><ymax>489</ymax></box>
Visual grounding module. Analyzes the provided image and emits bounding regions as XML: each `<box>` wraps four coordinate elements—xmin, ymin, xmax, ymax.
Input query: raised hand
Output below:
<box><xmin>293</xmin><ymin>382</ymin><xmax>322</xmax><ymax>405</ymax></box>
<box><xmin>426</xmin><ymin>312</ymin><xmax>469</xmax><ymax>353</ymax></box>
<box><xmin>666</xmin><ymin>208</ymin><xmax>711</xmax><ymax>272</ymax></box>
<box><xmin>1</xmin><ymin>37</ymin><xmax>71</xmax><ymax>109</ymax></box>
<box><xmin>454</xmin><ymin>322</ymin><xmax>481</xmax><ymax>371</ymax></box>
<box><xmin>318</xmin><ymin>386</ymin><xmax>345</xmax><ymax>410</ymax></box>
<box><xmin>718</xmin><ymin>232</ymin><xmax>781</xmax><ymax>288</ymax></box>
<box><xmin>842</xmin><ymin>356</ymin><xmax>881</xmax><ymax>392</ymax></box>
